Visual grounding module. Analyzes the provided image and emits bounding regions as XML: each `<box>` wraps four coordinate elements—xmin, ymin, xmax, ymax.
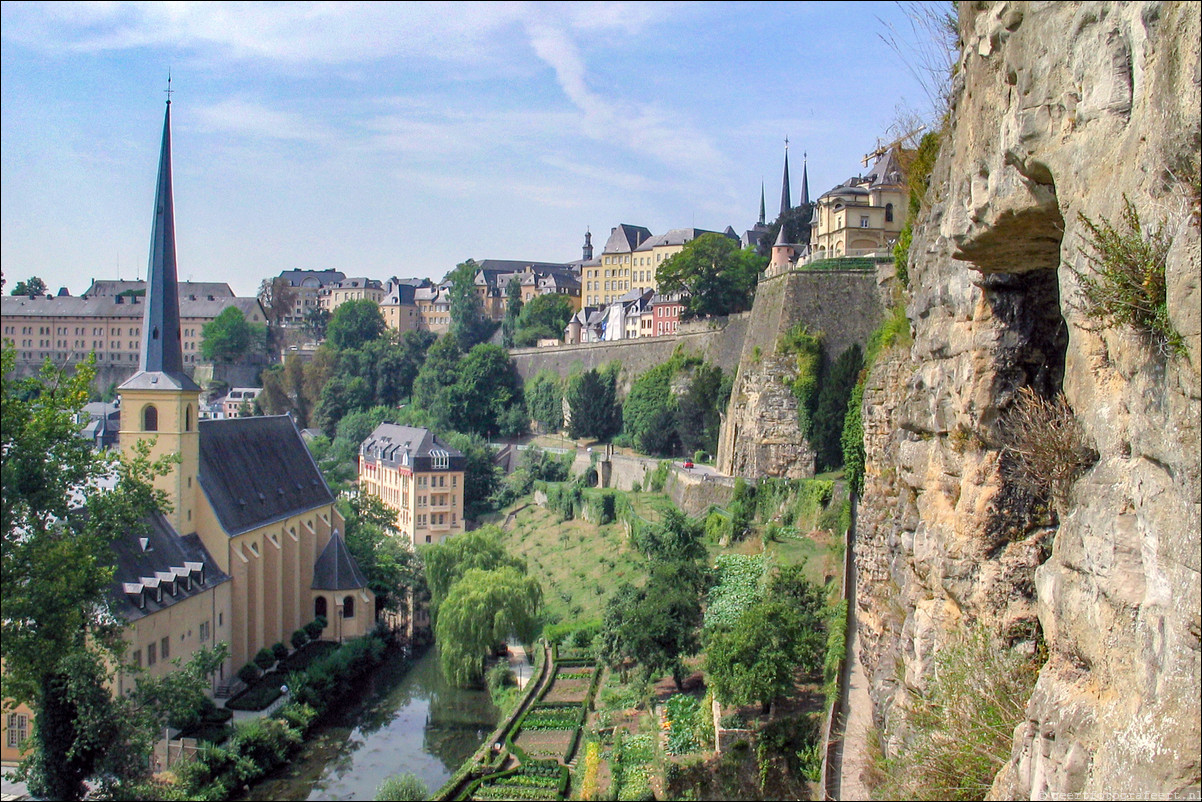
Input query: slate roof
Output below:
<box><xmin>360</xmin><ymin>423</ymin><xmax>465</xmax><ymax>472</ymax></box>
<box><xmin>312</xmin><ymin>531</ymin><xmax>369</xmax><ymax>591</ymax></box>
<box><xmin>277</xmin><ymin>269</ymin><xmax>345</xmax><ymax>288</ymax></box>
<box><xmin>633</xmin><ymin>228</ymin><xmax>727</xmax><ymax>252</ymax></box>
<box><xmin>601</xmin><ymin>224</ymin><xmax>653</xmax><ymax>254</ymax></box>
<box><xmin>109</xmin><ymin>512</ymin><xmax>230</xmax><ymax>622</ymax></box>
<box><xmin>82</xmin><ymin>280</ymin><xmax>235</xmax><ymax>299</ymax></box>
<box><xmin>198</xmin><ymin>415</ymin><xmax>334</xmax><ymax>536</ymax></box>
<box><xmin>1</xmin><ymin>294</ymin><xmax>264</xmax><ymax>321</ymax></box>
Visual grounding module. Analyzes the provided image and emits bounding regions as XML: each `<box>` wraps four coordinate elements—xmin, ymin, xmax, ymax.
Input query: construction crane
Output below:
<box><xmin>862</xmin><ymin>125</ymin><xmax>926</xmax><ymax>167</ymax></box>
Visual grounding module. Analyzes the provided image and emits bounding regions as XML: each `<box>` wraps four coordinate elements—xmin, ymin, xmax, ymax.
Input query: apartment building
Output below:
<box><xmin>358</xmin><ymin>424</ymin><xmax>466</xmax><ymax>547</ymax></box>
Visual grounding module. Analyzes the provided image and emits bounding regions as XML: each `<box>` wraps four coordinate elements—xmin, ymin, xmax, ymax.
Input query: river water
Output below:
<box><xmin>239</xmin><ymin>645</ymin><xmax>498</xmax><ymax>801</ymax></box>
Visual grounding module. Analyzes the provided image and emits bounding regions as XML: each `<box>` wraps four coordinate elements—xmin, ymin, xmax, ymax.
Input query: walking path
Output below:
<box><xmin>838</xmin><ymin>616</ymin><xmax>874</xmax><ymax>800</ymax></box>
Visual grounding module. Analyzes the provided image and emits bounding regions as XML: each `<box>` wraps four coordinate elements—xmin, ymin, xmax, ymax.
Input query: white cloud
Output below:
<box><xmin>191</xmin><ymin>97</ymin><xmax>333</xmax><ymax>142</ymax></box>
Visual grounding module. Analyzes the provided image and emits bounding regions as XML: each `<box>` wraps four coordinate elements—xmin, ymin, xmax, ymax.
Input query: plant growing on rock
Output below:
<box><xmin>997</xmin><ymin>387</ymin><xmax>1097</xmax><ymax>514</ymax></box>
<box><xmin>1070</xmin><ymin>197</ymin><xmax>1183</xmax><ymax>358</ymax></box>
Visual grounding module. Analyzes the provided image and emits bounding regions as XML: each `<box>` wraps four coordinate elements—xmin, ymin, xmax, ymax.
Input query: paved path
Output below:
<box><xmin>838</xmin><ymin>616</ymin><xmax>874</xmax><ymax>800</ymax></box>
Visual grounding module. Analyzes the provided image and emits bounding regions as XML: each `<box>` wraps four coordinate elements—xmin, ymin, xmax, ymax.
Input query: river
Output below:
<box><xmin>239</xmin><ymin>644</ymin><xmax>499</xmax><ymax>801</ymax></box>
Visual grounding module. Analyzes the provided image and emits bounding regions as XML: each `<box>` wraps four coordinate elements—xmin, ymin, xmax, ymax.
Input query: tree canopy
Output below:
<box><xmin>1</xmin><ymin>348</ymin><xmax>223</xmax><ymax>799</ymax></box>
<box><xmin>200</xmin><ymin>306</ymin><xmax>265</xmax><ymax>363</ymax></box>
<box><xmin>327</xmin><ymin>298</ymin><xmax>386</xmax><ymax>351</ymax></box>
<box><xmin>257</xmin><ymin>276</ymin><xmax>298</xmax><ymax>329</ymax></box>
<box><xmin>445</xmin><ymin>260</ymin><xmax>496</xmax><ymax>350</ymax></box>
<box><xmin>565</xmin><ymin>365</ymin><xmax>620</xmax><ymax>440</ymax></box>
<box><xmin>435</xmin><ymin>566</ymin><xmax>542</xmax><ymax>687</ymax></box>
<box><xmin>10</xmin><ymin>276</ymin><xmax>47</xmax><ymax>297</ymax></box>
<box><xmin>655</xmin><ymin>233</ymin><xmax>766</xmax><ymax>319</ymax></box>
<box><xmin>421</xmin><ymin>526</ymin><xmax>526</xmax><ymax>621</ymax></box>
<box><xmin>514</xmin><ymin>293</ymin><xmax>573</xmax><ymax>346</ymax></box>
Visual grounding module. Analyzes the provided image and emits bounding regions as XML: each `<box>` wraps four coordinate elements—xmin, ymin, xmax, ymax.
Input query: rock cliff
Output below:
<box><xmin>855</xmin><ymin>2</ymin><xmax>1201</xmax><ymax>798</ymax></box>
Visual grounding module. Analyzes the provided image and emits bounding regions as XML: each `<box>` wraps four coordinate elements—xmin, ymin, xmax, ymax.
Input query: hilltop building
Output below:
<box><xmin>271</xmin><ymin>269</ymin><xmax>345</xmax><ymax>325</ymax></box>
<box><xmin>319</xmin><ymin>277</ymin><xmax>386</xmax><ymax>313</ymax></box>
<box><xmin>358</xmin><ymin>424</ymin><xmax>466</xmax><ymax>547</ymax></box>
<box><xmin>808</xmin><ymin>148</ymin><xmax>906</xmax><ymax>260</ymax></box>
<box><xmin>0</xmin><ymin>280</ymin><xmax>265</xmax><ymax>381</ymax></box>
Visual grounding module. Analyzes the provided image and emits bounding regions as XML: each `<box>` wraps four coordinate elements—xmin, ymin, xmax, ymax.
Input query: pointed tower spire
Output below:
<box><xmin>583</xmin><ymin>228</ymin><xmax>594</xmax><ymax>261</ymax></box>
<box><xmin>122</xmin><ymin>91</ymin><xmax>199</xmax><ymax>392</ymax></box>
<box><xmin>800</xmin><ymin>152</ymin><xmax>810</xmax><ymax>206</ymax></box>
<box><xmin>779</xmin><ymin>137</ymin><xmax>791</xmax><ymax>217</ymax></box>
<box><xmin>758</xmin><ymin>182</ymin><xmax>766</xmax><ymax>226</ymax></box>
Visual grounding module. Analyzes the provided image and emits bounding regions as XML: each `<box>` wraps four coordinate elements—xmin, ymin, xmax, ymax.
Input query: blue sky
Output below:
<box><xmin>1</xmin><ymin>2</ymin><xmax>946</xmax><ymax>298</ymax></box>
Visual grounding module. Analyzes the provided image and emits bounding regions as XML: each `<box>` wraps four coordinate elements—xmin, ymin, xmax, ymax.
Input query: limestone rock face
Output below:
<box><xmin>720</xmin><ymin>352</ymin><xmax>815</xmax><ymax>480</ymax></box>
<box><xmin>855</xmin><ymin>2</ymin><xmax>1201</xmax><ymax>798</ymax></box>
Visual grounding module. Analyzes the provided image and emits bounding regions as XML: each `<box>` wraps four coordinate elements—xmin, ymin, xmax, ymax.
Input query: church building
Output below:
<box><xmin>114</xmin><ymin>96</ymin><xmax>376</xmax><ymax>688</ymax></box>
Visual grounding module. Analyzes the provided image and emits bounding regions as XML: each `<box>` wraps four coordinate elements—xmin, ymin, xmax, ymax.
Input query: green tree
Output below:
<box><xmin>655</xmin><ymin>233</ymin><xmax>766</xmax><ymax>318</ymax></box>
<box><xmin>631</xmin><ymin>507</ymin><xmax>707</xmax><ymax>563</ymax></box>
<box><xmin>623</xmin><ymin>362</ymin><xmax>679</xmax><ymax>456</ymax></box>
<box><xmin>676</xmin><ymin>362</ymin><xmax>729</xmax><ymax>458</ymax></box>
<box><xmin>10</xmin><ymin>276</ymin><xmax>47</xmax><ymax>297</ymax></box>
<box><xmin>412</xmin><ymin>335</ymin><xmax>463</xmax><ymax>428</ymax></box>
<box><xmin>705</xmin><ymin>564</ymin><xmax>826</xmax><ymax>714</ymax></box>
<box><xmin>501</xmin><ymin>276</ymin><xmax>523</xmax><ymax>348</ymax></box>
<box><xmin>600</xmin><ymin>562</ymin><xmax>704</xmax><ymax>691</ymax></box>
<box><xmin>421</xmin><ymin>525</ymin><xmax>526</xmax><ymax>621</ymax></box>
<box><xmin>1</xmin><ymin>348</ymin><xmax>222</xmax><ymax>799</ymax></box>
<box><xmin>340</xmin><ymin>494</ymin><xmax>424</xmax><ymax>617</ymax></box>
<box><xmin>448</xmin><ymin>344</ymin><xmax>523</xmax><ymax>437</ymax></box>
<box><xmin>304</xmin><ymin>306</ymin><xmax>331</xmax><ymax>340</ymax></box>
<box><xmin>525</xmin><ymin>370</ymin><xmax>563</xmax><ymax>433</ymax></box>
<box><xmin>327</xmin><ymin>298</ymin><xmax>386</xmax><ymax>351</ymax></box>
<box><xmin>810</xmin><ymin>343</ymin><xmax>863</xmax><ymax>471</ymax></box>
<box><xmin>200</xmin><ymin>306</ymin><xmax>265</xmax><ymax>363</ymax></box>
<box><xmin>441</xmin><ymin>431</ymin><xmax>502</xmax><ymax>518</ymax></box>
<box><xmin>435</xmin><ymin>566</ymin><xmax>542</xmax><ymax>687</ymax></box>
<box><xmin>514</xmin><ymin>293</ymin><xmax>573</xmax><ymax>346</ymax></box>
<box><xmin>565</xmin><ymin>365</ymin><xmax>620</xmax><ymax>440</ymax></box>
<box><xmin>446</xmin><ymin>259</ymin><xmax>496</xmax><ymax>350</ymax></box>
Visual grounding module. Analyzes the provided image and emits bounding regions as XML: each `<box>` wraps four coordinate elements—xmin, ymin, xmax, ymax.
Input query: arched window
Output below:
<box><xmin>314</xmin><ymin>596</ymin><xmax>327</xmax><ymax>621</ymax></box>
<box><xmin>185</xmin><ymin>404</ymin><xmax>193</xmax><ymax>431</ymax></box>
<box><xmin>885</xmin><ymin>203</ymin><xmax>895</xmax><ymax>223</ymax></box>
<box><xmin>143</xmin><ymin>405</ymin><xmax>158</xmax><ymax>432</ymax></box>
<box><xmin>343</xmin><ymin>595</ymin><xmax>355</xmax><ymax>619</ymax></box>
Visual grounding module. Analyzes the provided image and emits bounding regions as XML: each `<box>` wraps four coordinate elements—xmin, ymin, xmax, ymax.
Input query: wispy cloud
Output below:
<box><xmin>192</xmin><ymin>97</ymin><xmax>333</xmax><ymax>142</ymax></box>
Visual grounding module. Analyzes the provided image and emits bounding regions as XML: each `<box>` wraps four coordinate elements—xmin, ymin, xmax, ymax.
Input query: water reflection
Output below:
<box><xmin>240</xmin><ymin>645</ymin><xmax>498</xmax><ymax>801</ymax></box>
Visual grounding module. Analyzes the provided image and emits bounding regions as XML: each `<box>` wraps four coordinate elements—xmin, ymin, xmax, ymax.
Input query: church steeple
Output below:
<box><xmin>800</xmin><ymin>152</ymin><xmax>810</xmax><ymax>206</ymax></box>
<box><xmin>119</xmin><ymin>88</ymin><xmax>201</xmax><ymax>536</ymax></box>
<box><xmin>583</xmin><ymin>228</ymin><xmax>594</xmax><ymax>261</ymax></box>
<box><xmin>138</xmin><ymin>95</ymin><xmax>193</xmax><ymax>383</ymax></box>
<box><xmin>779</xmin><ymin>138</ymin><xmax>791</xmax><ymax>217</ymax></box>
<box><xmin>758</xmin><ymin>182</ymin><xmax>766</xmax><ymax>226</ymax></box>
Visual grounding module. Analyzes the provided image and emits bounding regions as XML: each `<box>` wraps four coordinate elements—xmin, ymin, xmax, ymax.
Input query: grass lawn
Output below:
<box><xmin>499</xmin><ymin>502</ymin><xmax>648</xmax><ymax>627</ymax></box>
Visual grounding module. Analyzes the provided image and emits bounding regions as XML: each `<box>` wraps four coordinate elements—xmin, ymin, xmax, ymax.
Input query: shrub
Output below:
<box><xmin>254</xmin><ymin>647</ymin><xmax>276</xmax><ymax>671</ymax></box>
<box><xmin>277</xmin><ymin>701</ymin><xmax>318</xmax><ymax>735</ymax></box>
<box><xmin>376</xmin><ymin>772</ymin><xmax>429</xmax><ymax>801</ymax></box>
<box><xmin>487</xmin><ymin>662</ymin><xmax>515</xmax><ymax>694</ymax></box>
<box><xmin>874</xmin><ymin>628</ymin><xmax>1039</xmax><ymax>801</ymax></box>
<box><xmin>290</xmin><ymin>628</ymin><xmax>310</xmax><ymax>650</ymax></box>
<box><xmin>231</xmin><ymin>716</ymin><xmax>301</xmax><ymax>776</ymax></box>
<box><xmin>304</xmin><ymin>616</ymin><xmax>327</xmax><ymax>640</ymax></box>
<box><xmin>1071</xmin><ymin>197</ymin><xmax>1183</xmax><ymax>357</ymax></box>
<box><xmin>237</xmin><ymin>663</ymin><xmax>261</xmax><ymax>685</ymax></box>
<box><xmin>271</xmin><ymin>642</ymin><xmax>289</xmax><ymax>662</ymax></box>
<box><xmin>997</xmin><ymin>387</ymin><xmax>1097</xmax><ymax>514</ymax></box>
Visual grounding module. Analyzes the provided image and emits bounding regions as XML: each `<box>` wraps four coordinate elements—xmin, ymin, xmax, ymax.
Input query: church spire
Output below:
<box><xmin>122</xmin><ymin>90</ymin><xmax>198</xmax><ymax>391</ymax></box>
<box><xmin>758</xmin><ymin>182</ymin><xmax>766</xmax><ymax>226</ymax></box>
<box><xmin>800</xmin><ymin>152</ymin><xmax>810</xmax><ymax>206</ymax></box>
<box><xmin>779</xmin><ymin>137</ymin><xmax>791</xmax><ymax>217</ymax></box>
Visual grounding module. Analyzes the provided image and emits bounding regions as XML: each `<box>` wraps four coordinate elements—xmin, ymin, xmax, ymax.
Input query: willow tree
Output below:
<box><xmin>435</xmin><ymin>567</ymin><xmax>542</xmax><ymax>687</ymax></box>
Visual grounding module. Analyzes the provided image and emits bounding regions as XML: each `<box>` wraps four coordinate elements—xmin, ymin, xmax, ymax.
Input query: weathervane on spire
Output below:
<box><xmin>165</xmin><ymin>71</ymin><xmax>173</xmax><ymax>104</ymax></box>
<box><xmin>784</xmin><ymin>136</ymin><xmax>789</xmax><ymax>151</ymax></box>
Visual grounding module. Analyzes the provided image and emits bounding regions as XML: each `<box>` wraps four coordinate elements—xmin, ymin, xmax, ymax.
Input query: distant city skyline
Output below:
<box><xmin>1</xmin><ymin>1</ymin><xmax>945</xmax><ymax>298</ymax></box>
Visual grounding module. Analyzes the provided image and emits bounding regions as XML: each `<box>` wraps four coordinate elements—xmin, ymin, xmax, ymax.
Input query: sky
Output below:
<box><xmin>1</xmin><ymin>1</ymin><xmax>947</xmax><ymax>299</ymax></box>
